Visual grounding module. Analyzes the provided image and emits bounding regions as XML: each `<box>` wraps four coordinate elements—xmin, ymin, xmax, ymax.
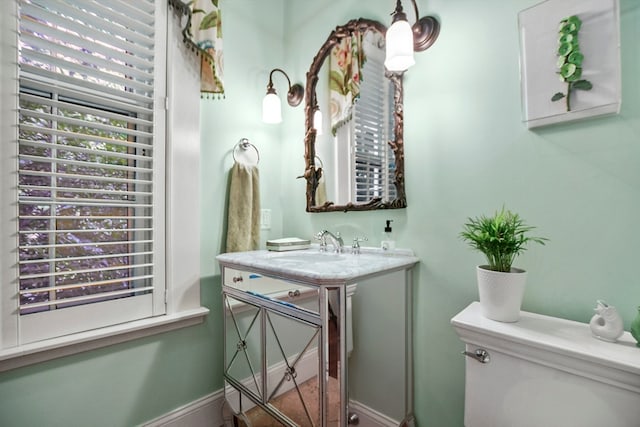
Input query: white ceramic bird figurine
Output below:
<box><xmin>589</xmin><ymin>300</ymin><xmax>624</xmax><ymax>342</ymax></box>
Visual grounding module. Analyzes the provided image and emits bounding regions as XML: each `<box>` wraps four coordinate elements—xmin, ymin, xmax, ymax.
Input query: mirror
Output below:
<box><xmin>303</xmin><ymin>19</ymin><xmax>407</xmax><ymax>213</ymax></box>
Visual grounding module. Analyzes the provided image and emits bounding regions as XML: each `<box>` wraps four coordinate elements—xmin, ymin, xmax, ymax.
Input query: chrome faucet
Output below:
<box><xmin>351</xmin><ymin>236</ymin><xmax>368</xmax><ymax>254</ymax></box>
<box><xmin>315</xmin><ymin>230</ymin><xmax>344</xmax><ymax>253</ymax></box>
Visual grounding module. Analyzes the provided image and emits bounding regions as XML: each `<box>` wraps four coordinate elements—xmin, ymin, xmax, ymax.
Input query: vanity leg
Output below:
<box><xmin>339</xmin><ymin>286</ymin><xmax>348</xmax><ymax>427</ymax></box>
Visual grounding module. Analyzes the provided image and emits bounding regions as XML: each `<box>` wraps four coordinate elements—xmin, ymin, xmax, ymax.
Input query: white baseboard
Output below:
<box><xmin>142</xmin><ymin>389</ymin><xmax>225</xmax><ymax>427</ymax></box>
<box><xmin>144</xmin><ymin>348</ymin><xmax>401</xmax><ymax>427</ymax></box>
<box><xmin>144</xmin><ymin>389</ymin><xmax>400</xmax><ymax>427</ymax></box>
<box><xmin>143</xmin><ymin>391</ymin><xmax>400</xmax><ymax>427</ymax></box>
<box><xmin>348</xmin><ymin>400</ymin><xmax>402</xmax><ymax>427</ymax></box>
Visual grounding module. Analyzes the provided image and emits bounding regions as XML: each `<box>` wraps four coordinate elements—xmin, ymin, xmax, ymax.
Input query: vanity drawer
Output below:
<box><xmin>223</xmin><ymin>267</ymin><xmax>320</xmax><ymax>314</ymax></box>
<box><xmin>223</xmin><ymin>267</ymin><xmax>249</xmax><ymax>288</ymax></box>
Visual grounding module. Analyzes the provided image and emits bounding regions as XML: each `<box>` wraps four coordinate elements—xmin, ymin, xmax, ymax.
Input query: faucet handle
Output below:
<box><xmin>351</xmin><ymin>236</ymin><xmax>368</xmax><ymax>254</ymax></box>
<box><xmin>315</xmin><ymin>230</ymin><xmax>328</xmax><ymax>251</ymax></box>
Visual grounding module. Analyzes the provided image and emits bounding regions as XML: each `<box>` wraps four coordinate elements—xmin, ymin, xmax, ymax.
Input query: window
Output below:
<box><xmin>352</xmin><ymin>34</ymin><xmax>397</xmax><ymax>203</ymax></box>
<box><xmin>11</xmin><ymin>0</ymin><xmax>165</xmax><ymax>345</ymax></box>
<box><xmin>1</xmin><ymin>0</ymin><xmax>205</xmax><ymax>369</ymax></box>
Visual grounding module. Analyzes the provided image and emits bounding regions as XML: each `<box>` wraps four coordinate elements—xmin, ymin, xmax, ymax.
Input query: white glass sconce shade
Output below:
<box><xmin>384</xmin><ymin>0</ymin><xmax>440</xmax><ymax>72</ymax></box>
<box><xmin>384</xmin><ymin>18</ymin><xmax>415</xmax><ymax>72</ymax></box>
<box><xmin>262</xmin><ymin>91</ymin><xmax>282</xmax><ymax>124</ymax></box>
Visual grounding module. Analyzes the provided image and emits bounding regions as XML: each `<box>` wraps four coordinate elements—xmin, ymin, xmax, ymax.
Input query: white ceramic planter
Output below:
<box><xmin>476</xmin><ymin>265</ymin><xmax>527</xmax><ymax>322</ymax></box>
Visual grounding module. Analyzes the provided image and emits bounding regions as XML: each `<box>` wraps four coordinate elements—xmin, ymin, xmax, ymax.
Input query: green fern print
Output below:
<box><xmin>551</xmin><ymin>15</ymin><xmax>592</xmax><ymax>111</ymax></box>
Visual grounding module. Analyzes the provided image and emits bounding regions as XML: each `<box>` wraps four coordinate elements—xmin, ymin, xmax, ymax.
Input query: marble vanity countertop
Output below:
<box><xmin>216</xmin><ymin>246</ymin><xmax>419</xmax><ymax>286</ymax></box>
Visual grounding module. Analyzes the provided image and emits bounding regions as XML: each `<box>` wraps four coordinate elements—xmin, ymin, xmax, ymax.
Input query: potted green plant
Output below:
<box><xmin>460</xmin><ymin>207</ymin><xmax>547</xmax><ymax>322</ymax></box>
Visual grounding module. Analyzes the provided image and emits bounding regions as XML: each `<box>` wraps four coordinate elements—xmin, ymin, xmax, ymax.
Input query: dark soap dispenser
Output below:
<box><xmin>381</xmin><ymin>220</ymin><xmax>395</xmax><ymax>252</ymax></box>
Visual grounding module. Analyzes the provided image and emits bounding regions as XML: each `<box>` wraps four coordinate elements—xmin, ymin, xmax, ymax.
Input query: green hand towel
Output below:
<box><xmin>226</xmin><ymin>162</ymin><xmax>260</xmax><ymax>252</ymax></box>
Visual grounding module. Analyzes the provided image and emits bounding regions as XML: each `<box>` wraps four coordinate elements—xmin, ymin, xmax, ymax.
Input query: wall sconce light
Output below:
<box><xmin>262</xmin><ymin>68</ymin><xmax>304</xmax><ymax>124</ymax></box>
<box><xmin>384</xmin><ymin>0</ymin><xmax>440</xmax><ymax>72</ymax></box>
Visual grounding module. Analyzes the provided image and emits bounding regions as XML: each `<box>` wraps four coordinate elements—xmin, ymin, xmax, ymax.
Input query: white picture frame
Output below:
<box><xmin>518</xmin><ymin>0</ymin><xmax>621</xmax><ymax>129</ymax></box>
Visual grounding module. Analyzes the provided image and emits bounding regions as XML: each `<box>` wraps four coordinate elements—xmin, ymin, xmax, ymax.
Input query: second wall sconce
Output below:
<box><xmin>262</xmin><ymin>68</ymin><xmax>304</xmax><ymax>124</ymax></box>
<box><xmin>385</xmin><ymin>0</ymin><xmax>440</xmax><ymax>72</ymax></box>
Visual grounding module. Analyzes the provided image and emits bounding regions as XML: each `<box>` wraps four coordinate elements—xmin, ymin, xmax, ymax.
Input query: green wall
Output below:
<box><xmin>1</xmin><ymin>1</ymin><xmax>638</xmax><ymax>426</ymax></box>
<box><xmin>0</xmin><ymin>278</ymin><xmax>222</xmax><ymax>427</ymax></box>
<box><xmin>0</xmin><ymin>1</ymin><xmax>283</xmax><ymax>426</ymax></box>
<box><xmin>278</xmin><ymin>0</ymin><xmax>639</xmax><ymax>426</ymax></box>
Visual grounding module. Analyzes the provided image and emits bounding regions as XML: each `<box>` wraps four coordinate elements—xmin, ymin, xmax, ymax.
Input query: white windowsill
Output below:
<box><xmin>0</xmin><ymin>307</ymin><xmax>209</xmax><ymax>373</ymax></box>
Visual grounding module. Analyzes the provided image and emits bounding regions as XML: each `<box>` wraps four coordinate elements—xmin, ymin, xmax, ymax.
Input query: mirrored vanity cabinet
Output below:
<box><xmin>217</xmin><ymin>249</ymin><xmax>419</xmax><ymax>426</ymax></box>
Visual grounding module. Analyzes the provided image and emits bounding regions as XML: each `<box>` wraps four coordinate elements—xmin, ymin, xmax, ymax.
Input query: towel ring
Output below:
<box><xmin>232</xmin><ymin>138</ymin><xmax>260</xmax><ymax>166</ymax></box>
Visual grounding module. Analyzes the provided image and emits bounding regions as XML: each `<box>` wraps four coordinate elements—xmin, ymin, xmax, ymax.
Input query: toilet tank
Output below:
<box><xmin>451</xmin><ymin>302</ymin><xmax>640</xmax><ymax>427</ymax></box>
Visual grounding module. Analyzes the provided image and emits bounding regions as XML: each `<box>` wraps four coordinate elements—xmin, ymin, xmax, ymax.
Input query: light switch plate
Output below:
<box><xmin>260</xmin><ymin>209</ymin><xmax>271</xmax><ymax>230</ymax></box>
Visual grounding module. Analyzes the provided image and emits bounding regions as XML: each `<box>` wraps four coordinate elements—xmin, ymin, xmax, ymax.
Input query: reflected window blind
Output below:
<box><xmin>352</xmin><ymin>52</ymin><xmax>397</xmax><ymax>203</ymax></box>
<box><xmin>17</xmin><ymin>0</ymin><xmax>159</xmax><ymax>315</ymax></box>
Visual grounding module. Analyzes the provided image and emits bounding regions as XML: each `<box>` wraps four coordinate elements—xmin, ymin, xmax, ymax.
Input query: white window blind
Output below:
<box><xmin>16</xmin><ymin>0</ymin><xmax>165</xmax><ymax>342</ymax></box>
<box><xmin>352</xmin><ymin>41</ymin><xmax>397</xmax><ymax>203</ymax></box>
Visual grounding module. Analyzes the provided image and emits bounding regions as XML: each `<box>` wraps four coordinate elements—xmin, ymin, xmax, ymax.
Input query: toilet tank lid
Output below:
<box><xmin>451</xmin><ymin>302</ymin><xmax>640</xmax><ymax>392</ymax></box>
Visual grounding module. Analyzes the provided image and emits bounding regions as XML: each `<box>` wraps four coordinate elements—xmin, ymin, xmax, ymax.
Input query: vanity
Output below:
<box><xmin>217</xmin><ymin>247</ymin><xmax>419</xmax><ymax>426</ymax></box>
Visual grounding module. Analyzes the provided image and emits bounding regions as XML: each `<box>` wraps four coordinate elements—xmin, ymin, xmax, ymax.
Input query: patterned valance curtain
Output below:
<box><xmin>191</xmin><ymin>0</ymin><xmax>224</xmax><ymax>97</ymax></box>
<box><xmin>169</xmin><ymin>0</ymin><xmax>224</xmax><ymax>98</ymax></box>
<box><xmin>329</xmin><ymin>32</ymin><xmax>366</xmax><ymax>135</ymax></box>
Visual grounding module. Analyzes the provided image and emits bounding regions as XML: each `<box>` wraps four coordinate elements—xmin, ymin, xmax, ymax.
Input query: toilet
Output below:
<box><xmin>451</xmin><ymin>302</ymin><xmax>640</xmax><ymax>427</ymax></box>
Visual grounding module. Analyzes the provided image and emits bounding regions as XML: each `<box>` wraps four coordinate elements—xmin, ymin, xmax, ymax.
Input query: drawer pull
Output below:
<box><xmin>462</xmin><ymin>348</ymin><xmax>490</xmax><ymax>364</ymax></box>
<box><xmin>288</xmin><ymin>289</ymin><xmax>301</xmax><ymax>298</ymax></box>
<box><xmin>232</xmin><ymin>276</ymin><xmax>243</xmax><ymax>283</ymax></box>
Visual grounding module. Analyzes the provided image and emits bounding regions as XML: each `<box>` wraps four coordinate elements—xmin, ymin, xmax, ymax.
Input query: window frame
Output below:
<box><xmin>0</xmin><ymin>0</ymin><xmax>207</xmax><ymax>372</ymax></box>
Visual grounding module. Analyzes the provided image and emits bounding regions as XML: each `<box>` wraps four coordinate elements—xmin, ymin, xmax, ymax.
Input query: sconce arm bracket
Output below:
<box><xmin>268</xmin><ymin>68</ymin><xmax>304</xmax><ymax>107</ymax></box>
<box><xmin>412</xmin><ymin>15</ymin><xmax>440</xmax><ymax>51</ymax></box>
<box><xmin>409</xmin><ymin>0</ymin><xmax>440</xmax><ymax>51</ymax></box>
